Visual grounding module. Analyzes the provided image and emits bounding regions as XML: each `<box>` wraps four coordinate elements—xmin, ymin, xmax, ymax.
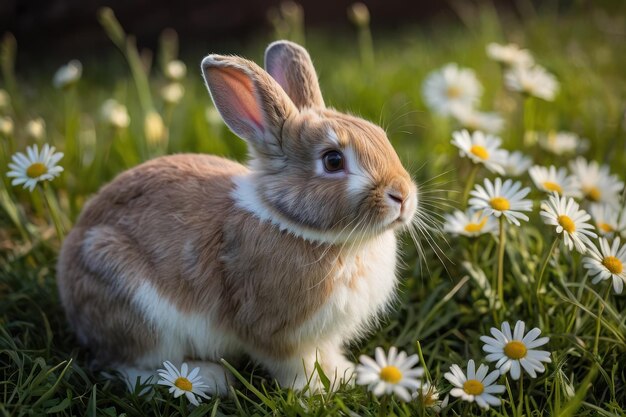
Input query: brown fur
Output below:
<box><xmin>57</xmin><ymin>41</ymin><xmax>417</xmax><ymax>389</ymax></box>
<box><xmin>58</xmin><ymin>153</ymin><xmax>351</xmax><ymax>361</ymax></box>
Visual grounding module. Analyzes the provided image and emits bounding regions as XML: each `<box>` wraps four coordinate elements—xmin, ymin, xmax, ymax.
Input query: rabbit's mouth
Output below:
<box><xmin>386</xmin><ymin>191</ymin><xmax>418</xmax><ymax>229</ymax></box>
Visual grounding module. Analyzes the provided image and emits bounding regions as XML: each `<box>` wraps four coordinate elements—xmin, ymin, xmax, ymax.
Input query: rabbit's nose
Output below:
<box><xmin>385</xmin><ymin>179</ymin><xmax>417</xmax><ymax>221</ymax></box>
<box><xmin>386</xmin><ymin>190</ymin><xmax>404</xmax><ymax>206</ymax></box>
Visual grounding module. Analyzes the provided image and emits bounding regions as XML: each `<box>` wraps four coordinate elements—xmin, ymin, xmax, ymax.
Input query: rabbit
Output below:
<box><xmin>56</xmin><ymin>40</ymin><xmax>418</xmax><ymax>395</ymax></box>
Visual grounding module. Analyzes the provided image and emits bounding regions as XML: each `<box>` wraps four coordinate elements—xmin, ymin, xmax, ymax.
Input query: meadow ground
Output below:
<box><xmin>1</xmin><ymin>2</ymin><xmax>625</xmax><ymax>416</ymax></box>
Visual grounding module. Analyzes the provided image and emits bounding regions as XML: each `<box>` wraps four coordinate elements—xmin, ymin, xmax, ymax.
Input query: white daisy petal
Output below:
<box><xmin>519</xmin><ymin>359</ymin><xmax>538</xmax><ymax>378</ymax></box>
<box><xmin>475</xmin><ymin>395</ymin><xmax>488</xmax><ymax>409</ymax></box>
<box><xmin>481</xmin><ymin>369</ymin><xmax>501</xmax><ymax>387</ymax></box>
<box><xmin>393</xmin><ymin>385</ymin><xmax>411</xmax><ymax>402</ymax></box>
<box><xmin>375</xmin><ymin>347</ymin><xmax>387</xmax><ymax>367</ymax></box>
<box><xmin>359</xmin><ymin>355</ymin><xmax>381</xmax><ymax>371</ymax></box>
<box><xmin>513</xmin><ymin>321</ymin><xmax>525</xmax><ymax>340</ymax></box>
<box><xmin>510</xmin><ymin>361</ymin><xmax>521</xmax><ymax>380</ymax></box>
<box><xmin>482</xmin><ymin>392</ymin><xmax>503</xmax><ymax>405</ymax></box>
<box><xmin>450</xmin><ymin>387</ymin><xmax>466</xmax><ymax>398</ymax></box>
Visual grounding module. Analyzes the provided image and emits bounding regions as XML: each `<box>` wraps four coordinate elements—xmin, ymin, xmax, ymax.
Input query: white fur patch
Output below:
<box><xmin>344</xmin><ymin>146</ymin><xmax>372</xmax><ymax>197</ymax></box>
<box><xmin>131</xmin><ymin>281</ymin><xmax>240</xmax><ymax>367</ymax></box>
<box><xmin>327</xmin><ymin>128</ymin><xmax>340</xmax><ymax>147</ymax></box>
<box><xmin>294</xmin><ymin>231</ymin><xmax>398</xmax><ymax>345</ymax></box>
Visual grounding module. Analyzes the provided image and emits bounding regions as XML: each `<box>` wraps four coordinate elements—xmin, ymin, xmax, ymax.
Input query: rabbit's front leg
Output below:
<box><xmin>185</xmin><ymin>360</ymin><xmax>234</xmax><ymax>396</ymax></box>
<box><xmin>257</xmin><ymin>342</ymin><xmax>354</xmax><ymax>393</ymax></box>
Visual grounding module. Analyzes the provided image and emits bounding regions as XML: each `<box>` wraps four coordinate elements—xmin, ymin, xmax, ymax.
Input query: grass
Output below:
<box><xmin>1</xmin><ymin>2</ymin><xmax>626</xmax><ymax>416</ymax></box>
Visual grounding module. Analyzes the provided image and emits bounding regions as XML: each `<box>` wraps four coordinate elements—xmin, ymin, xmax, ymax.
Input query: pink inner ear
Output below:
<box><xmin>207</xmin><ymin>67</ymin><xmax>265</xmax><ymax>134</ymax></box>
<box><xmin>267</xmin><ymin>60</ymin><xmax>290</xmax><ymax>97</ymax></box>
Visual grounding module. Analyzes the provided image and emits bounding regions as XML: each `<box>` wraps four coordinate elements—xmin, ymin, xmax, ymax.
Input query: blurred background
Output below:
<box><xmin>2</xmin><ymin>0</ymin><xmax>624</xmax><ymax>65</ymax></box>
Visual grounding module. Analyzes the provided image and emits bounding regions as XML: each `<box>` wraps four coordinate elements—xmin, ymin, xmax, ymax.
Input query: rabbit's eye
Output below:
<box><xmin>322</xmin><ymin>150</ymin><xmax>344</xmax><ymax>172</ymax></box>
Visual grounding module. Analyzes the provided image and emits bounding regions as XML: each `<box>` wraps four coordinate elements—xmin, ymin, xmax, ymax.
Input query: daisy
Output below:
<box><xmin>25</xmin><ymin>118</ymin><xmax>46</xmax><ymax>141</ymax></box>
<box><xmin>347</xmin><ymin>2</ymin><xmax>370</xmax><ymax>27</ymax></box>
<box><xmin>451</xmin><ymin>130</ymin><xmax>507</xmax><ymax>174</ymax></box>
<box><xmin>165</xmin><ymin>60</ymin><xmax>187</xmax><ymax>80</ymax></box>
<box><xmin>500</xmin><ymin>150</ymin><xmax>533</xmax><ymax>177</ymax></box>
<box><xmin>450</xmin><ymin>105</ymin><xmax>504</xmax><ymax>134</ymax></box>
<box><xmin>504</xmin><ymin>64</ymin><xmax>559</xmax><ymax>101</ymax></box>
<box><xmin>157</xmin><ymin>361</ymin><xmax>211</xmax><ymax>406</ymax></box>
<box><xmin>101</xmin><ymin>99</ymin><xmax>130</xmax><ymax>129</ymax></box>
<box><xmin>161</xmin><ymin>82</ymin><xmax>185</xmax><ymax>104</ymax></box>
<box><xmin>569</xmin><ymin>157</ymin><xmax>624</xmax><ymax>205</ymax></box>
<box><xmin>413</xmin><ymin>382</ymin><xmax>448</xmax><ymax>412</ymax></box>
<box><xmin>356</xmin><ymin>346</ymin><xmax>423</xmax><ymax>402</ymax></box>
<box><xmin>469</xmin><ymin>178</ymin><xmax>532</xmax><ymax>226</ymax></box>
<box><xmin>444</xmin><ymin>360</ymin><xmax>504</xmax><ymax>410</ymax></box>
<box><xmin>538</xmin><ymin>131</ymin><xmax>589</xmax><ymax>155</ymax></box>
<box><xmin>583</xmin><ymin>237</ymin><xmax>626</xmax><ymax>294</ymax></box>
<box><xmin>540</xmin><ymin>193</ymin><xmax>597</xmax><ymax>253</ymax></box>
<box><xmin>0</xmin><ymin>116</ymin><xmax>14</xmax><ymax>136</ymax></box>
<box><xmin>144</xmin><ymin>111</ymin><xmax>166</xmax><ymax>145</ymax></box>
<box><xmin>589</xmin><ymin>203</ymin><xmax>626</xmax><ymax>236</ymax></box>
<box><xmin>444</xmin><ymin>209</ymin><xmax>498</xmax><ymax>237</ymax></box>
<box><xmin>53</xmin><ymin>59</ymin><xmax>82</xmax><ymax>89</ymax></box>
<box><xmin>422</xmin><ymin>63</ymin><xmax>483</xmax><ymax>116</ymax></box>
<box><xmin>528</xmin><ymin>165</ymin><xmax>581</xmax><ymax>197</ymax></box>
<box><xmin>486</xmin><ymin>42</ymin><xmax>534</xmax><ymax>68</ymax></box>
<box><xmin>7</xmin><ymin>144</ymin><xmax>64</xmax><ymax>192</ymax></box>
<box><xmin>480</xmin><ymin>321</ymin><xmax>551</xmax><ymax>380</ymax></box>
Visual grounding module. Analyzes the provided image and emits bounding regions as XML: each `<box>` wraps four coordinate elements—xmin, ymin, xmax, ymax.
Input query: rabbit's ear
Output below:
<box><xmin>201</xmin><ymin>54</ymin><xmax>298</xmax><ymax>152</ymax></box>
<box><xmin>264</xmin><ymin>40</ymin><xmax>325</xmax><ymax>110</ymax></box>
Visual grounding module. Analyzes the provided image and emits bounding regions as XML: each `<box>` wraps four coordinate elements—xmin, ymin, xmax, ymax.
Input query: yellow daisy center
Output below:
<box><xmin>464</xmin><ymin>217</ymin><xmax>487</xmax><ymax>233</ymax></box>
<box><xmin>490</xmin><ymin>197</ymin><xmax>510</xmax><ymax>211</ymax></box>
<box><xmin>602</xmin><ymin>256</ymin><xmax>623</xmax><ymax>274</ymax></box>
<box><xmin>463</xmin><ymin>379</ymin><xmax>484</xmax><ymax>395</ymax></box>
<box><xmin>542</xmin><ymin>181</ymin><xmax>562</xmax><ymax>194</ymax></box>
<box><xmin>26</xmin><ymin>162</ymin><xmax>47</xmax><ymax>178</ymax></box>
<box><xmin>558</xmin><ymin>215</ymin><xmax>576</xmax><ymax>233</ymax></box>
<box><xmin>421</xmin><ymin>389</ymin><xmax>437</xmax><ymax>406</ymax></box>
<box><xmin>598</xmin><ymin>222</ymin><xmax>614</xmax><ymax>233</ymax></box>
<box><xmin>446</xmin><ymin>86</ymin><xmax>462</xmax><ymax>98</ymax></box>
<box><xmin>174</xmin><ymin>377</ymin><xmax>193</xmax><ymax>392</ymax></box>
<box><xmin>379</xmin><ymin>365</ymin><xmax>403</xmax><ymax>384</ymax></box>
<box><xmin>470</xmin><ymin>145</ymin><xmax>489</xmax><ymax>160</ymax></box>
<box><xmin>503</xmin><ymin>340</ymin><xmax>527</xmax><ymax>359</ymax></box>
<box><xmin>583</xmin><ymin>186</ymin><xmax>601</xmax><ymax>202</ymax></box>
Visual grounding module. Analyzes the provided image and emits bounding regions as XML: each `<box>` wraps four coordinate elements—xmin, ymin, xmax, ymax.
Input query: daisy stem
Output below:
<box><xmin>416</xmin><ymin>341</ymin><xmax>431</xmax><ymax>382</ymax></box>
<box><xmin>593</xmin><ymin>284</ymin><xmax>612</xmax><ymax>357</ymax></box>
<box><xmin>379</xmin><ymin>394</ymin><xmax>390</xmax><ymax>417</ymax></box>
<box><xmin>517</xmin><ymin>373</ymin><xmax>524</xmax><ymax>417</ymax></box>
<box><xmin>523</xmin><ymin>96</ymin><xmax>535</xmax><ymax>146</ymax></box>
<box><xmin>462</xmin><ymin>164</ymin><xmax>480</xmax><ymax>210</ymax></box>
<box><xmin>535</xmin><ymin>236</ymin><xmax>560</xmax><ymax>299</ymax></box>
<box><xmin>497</xmin><ymin>216</ymin><xmax>506</xmax><ymax>309</ymax></box>
<box><xmin>461</xmin><ymin>402</ymin><xmax>470</xmax><ymax>417</ymax></box>
<box><xmin>40</xmin><ymin>183</ymin><xmax>65</xmax><ymax>241</ymax></box>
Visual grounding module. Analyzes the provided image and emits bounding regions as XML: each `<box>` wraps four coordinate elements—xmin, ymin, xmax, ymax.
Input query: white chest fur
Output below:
<box><xmin>292</xmin><ymin>231</ymin><xmax>399</xmax><ymax>346</ymax></box>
